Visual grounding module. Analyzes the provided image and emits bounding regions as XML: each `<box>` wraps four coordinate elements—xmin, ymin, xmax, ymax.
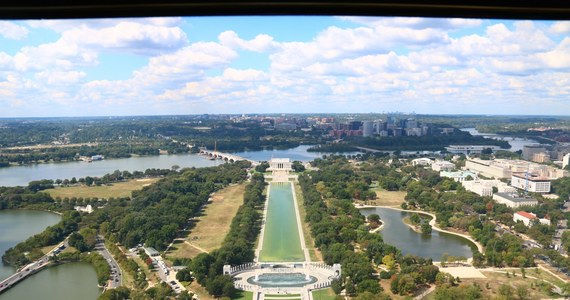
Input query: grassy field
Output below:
<box><xmin>169</xmin><ymin>183</ymin><xmax>246</xmax><ymax>258</ymax></box>
<box><xmin>361</xmin><ymin>184</ymin><xmax>407</xmax><ymax>207</ymax></box>
<box><xmin>294</xmin><ymin>183</ymin><xmax>322</xmax><ymax>262</ymax></box>
<box><xmin>45</xmin><ymin>178</ymin><xmax>160</xmax><ymax>199</ymax></box>
<box><xmin>232</xmin><ymin>290</ymin><xmax>253</xmax><ymax>300</ymax></box>
<box><xmin>312</xmin><ymin>288</ymin><xmax>336</xmax><ymax>300</ymax></box>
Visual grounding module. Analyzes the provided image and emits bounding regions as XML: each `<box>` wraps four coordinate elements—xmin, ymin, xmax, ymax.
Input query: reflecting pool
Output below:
<box><xmin>247</xmin><ymin>273</ymin><xmax>317</xmax><ymax>287</ymax></box>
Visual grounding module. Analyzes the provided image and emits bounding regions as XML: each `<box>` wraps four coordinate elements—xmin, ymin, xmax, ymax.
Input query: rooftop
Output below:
<box><xmin>495</xmin><ymin>192</ymin><xmax>538</xmax><ymax>203</ymax></box>
<box><xmin>270</xmin><ymin>158</ymin><xmax>291</xmax><ymax>163</ymax></box>
<box><xmin>515</xmin><ymin>211</ymin><xmax>537</xmax><ymax>219</ymax></box>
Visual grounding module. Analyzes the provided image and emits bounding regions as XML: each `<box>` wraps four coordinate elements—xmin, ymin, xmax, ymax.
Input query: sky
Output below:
<box><xmin>0</xmin><ymin>16</ymin><xmax>569</xmax><ymax>117</ymax></box>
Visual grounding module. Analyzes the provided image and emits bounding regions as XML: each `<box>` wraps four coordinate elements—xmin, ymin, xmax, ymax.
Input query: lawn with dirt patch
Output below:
<box><xmin>170</xmin><ymin>183</ymin><xmax>246</xmax><ymax>258</ymax></box>
<box><xmin>424</xmin><ymin>269</ymin><xmax>564</xmax><ymax>300</ymax></box>
<box><xmin>368</xmin><ymin>187</ymin><xmax>407</xmax><ymax>207</ymax></box>
<box><xmin>45</xmin><ymin>178</ymin><xmax>160</xmax><ymax>199</ymax></box>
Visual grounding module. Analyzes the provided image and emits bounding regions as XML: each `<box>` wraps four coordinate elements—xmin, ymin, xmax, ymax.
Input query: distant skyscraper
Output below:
<box><xmin>362</xmin><ymin>121</ymin><xmax>374</xmax><ymax>137</ymax></box>
<box><xmin>523</xmin><ymin>145</ymin><xmax>547</xmax><ymax>161</ymax></box>
<box><xmin>348</xmin><ymin>121</ymin><xmax>362</xmax><ymax>131</ymax></box>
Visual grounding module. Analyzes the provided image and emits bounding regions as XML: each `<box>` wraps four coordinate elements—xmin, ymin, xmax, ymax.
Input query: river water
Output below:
<box><xmin>461</xmin><ymin>128</ymin><xmax>539</xmax><ymax>152</ymax></box>
<box><xmin>1</xmin><ymin>262</ymin><xmax>101</xmax><ymax>300</ymax></box>
<box><xmin>0</xmin><ymin>145</ymin><xmax>355</xmax><ymax>187</ymax></box>
<box><xmin>360</xmin><ymin>207</ymin><xmax>476</xmax><ymax>261</ymax></box>
<box><xmin>0</xmin><ymin>211</ymin><xmax>100</xmax><ymax>299</ymax></box>
<box><xmin>0</xmin><ymin>210</ymin><xmax>61</xmax><ymax>281</ymax></box>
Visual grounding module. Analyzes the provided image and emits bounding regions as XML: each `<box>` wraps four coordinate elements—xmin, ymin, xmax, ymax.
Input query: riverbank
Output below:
<box><xmin>356</xmin><ymin>204</ymin><xmax>484</xmax><ymax>253</ymax></box>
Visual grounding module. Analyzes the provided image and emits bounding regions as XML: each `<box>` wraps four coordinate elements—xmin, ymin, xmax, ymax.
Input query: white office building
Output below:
<box><xmin>493</xmin><ymin>193</ymin><xmax>539</xmax><ymax>208</ymax></box>
<box><xmin>511</xmin><ymin>173</ymin><xmax>551</xmax><ymax>193</ymax></box>
<box><xmin>445</xmin><ymin>145</ymin><xmax>502</xmax><ymax>155</ymax></box>
<box><xmin>440</xmin><ymin>171</ymin><xmax>478</xmax><ymax>182</ymax></box>
<box><xmin>462</xmin><ymin>179</ymin><xmax>516</xmax><ymax>197</ymax></box>
<box><xmin>431</xmin><ymin>160</ymin><xmax>455</xmax><ymax>171</ymax></box>
<box><xmin>411</xmin><ymin>158</ymin><xmax>433</xmax><ymax>167</ymax></box>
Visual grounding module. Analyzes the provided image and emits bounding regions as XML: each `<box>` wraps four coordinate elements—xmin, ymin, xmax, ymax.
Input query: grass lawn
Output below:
<box><xmin>265</xmin><ymin>294</ymin><xmax>301</xmax><ymax>297</ymax></box>
<box><xmin>170</xmin><ymin>183</ymin><xmax>246</xmax><ymax>258</ymax></box>
<box><xmin>311</xmin><ymin>288</ymin><xmax>336</xmax><ymax>300</ymax></box>
<box><xmin>40</xmin><ymin>244</ymin><xmax>77</xmax><ymax>255</ymax></box>
<box><xmin>294</xmin><ymin>183</ymin><xmax>322</xmax><ymax>262</ymax></box>
<box><xmin>45</xmin><ymin>178</ymin><xmax>160</xmax><ymax>199</ymax></box>
<box><xmin>361</xmin><ymin>186</ymin><xmax>406</xmax><ymax>207</ymax></box>
<box><xmin>232</xmin><ymin>290</ymin><xmax>253</xmax><ymax>300</ymax></box>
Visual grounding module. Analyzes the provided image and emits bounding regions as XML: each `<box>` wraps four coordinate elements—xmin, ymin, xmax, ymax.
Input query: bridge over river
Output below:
<box><xmin>199</xmin><ymin>149</ymin><xmax>258</xmax><ymax>166</ymax></box>
<box><xmin>0</xmin><ymin>238</ymin><xmax>68</xmax><ymax>295</ymax></box>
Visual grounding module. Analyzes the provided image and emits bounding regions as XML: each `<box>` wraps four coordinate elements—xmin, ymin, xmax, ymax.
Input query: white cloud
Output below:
<box><xmin>537</xmin><ymin>37</ymin><xmax>570</xmax><ymax>69</ymax></box>
<box><xmin>0</xmin><ymin>21</ymin><xmax>29</xmax><ymax>40</ymax></box>
<box><xmin>340</xmin><ymin>17</ymin><xmax>482</xmax><ymax>29</ymax></box>
<box><xmin>35</xmin><ymin>70</ymin><xmax>86</xmax><ymax>85</ymax></box>
<box><xmin>222</xmin><ymin>68</ymin><xmax>267</xmax><ymax>81</ymax></box>
<box><xmin>551</xmin><ymin>21</ymin><xmax>570</xmax><ymax>34</ymax></box>
<box><xmin>218</xmin><ymin>31</ymin><xmax>279</xmax><ymax>52</ymax></box>
<box><xmin>61</xmin><ymin>21</ymin><xmax>188</xmax><ymax>55</ymax></box>
<box><xmin>27</xmin><ymin>17</ymin><xmax>183</xmax><ymax>32</ymax></box>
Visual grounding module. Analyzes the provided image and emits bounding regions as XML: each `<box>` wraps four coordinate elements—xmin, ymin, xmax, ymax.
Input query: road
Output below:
<box><xmin>95</xmin><ymin>235</ymin><xmax>122</xmax><ymax>289</ymax></box>
<box><xmin>0</xmin><ymin>236</ymin><xmax>69</xmax><ymax>294</ymax></box>
<box><xmin>152</xmin><ymin>255</ymin><xmax>185</xmax><ymax>294</ymax></box>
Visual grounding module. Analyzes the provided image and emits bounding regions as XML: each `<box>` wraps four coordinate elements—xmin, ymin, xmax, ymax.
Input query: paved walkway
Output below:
<box><xmin>255</xmin><ymin>183</ymin><xmax>271</xmax><ymax>262</ymax></box>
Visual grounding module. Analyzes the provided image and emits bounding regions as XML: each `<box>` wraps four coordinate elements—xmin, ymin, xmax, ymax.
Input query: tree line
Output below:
<box><xmin>184</xmin><ymin>173</ymin><xmax>267</xmax><ymax>298</ymax></box>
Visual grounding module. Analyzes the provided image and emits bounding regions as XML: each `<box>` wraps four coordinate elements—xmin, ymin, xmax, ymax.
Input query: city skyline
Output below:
<box><xmin>0</xmin><ymin>16</ymin><xmax>569</xmax><ymax>117</ymax></box>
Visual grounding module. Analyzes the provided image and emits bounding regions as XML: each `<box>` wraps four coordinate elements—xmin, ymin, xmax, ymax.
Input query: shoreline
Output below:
<box><xmin>356</xmin><ymin>204</ymin><xmax>484</xmax><ymax>253</ymax></box>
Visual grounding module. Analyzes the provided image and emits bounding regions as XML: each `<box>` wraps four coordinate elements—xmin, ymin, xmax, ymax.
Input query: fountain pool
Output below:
<box><xmin>247</xmin><ymin>273</ymin><xmax>318</xmax><ymax>288</ymax></box>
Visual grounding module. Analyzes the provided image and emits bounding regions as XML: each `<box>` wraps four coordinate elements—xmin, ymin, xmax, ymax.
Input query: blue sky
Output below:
<box><xmin>0</xmin><ymin>17</ymin><xmax>569</xmax><ymax>117</ymax></box>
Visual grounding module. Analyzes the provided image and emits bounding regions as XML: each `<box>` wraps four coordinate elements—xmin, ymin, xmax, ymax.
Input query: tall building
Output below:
<box><xmin>362</xmin><ymin>121</ymin><xmax>374</xmax><ymax>137</ymax></box>
<box><xmin>532</xmin><ymin>152</ymin><xmax>550</xmax><ymax>163</ymax></box>
<box><xmin>348</xmin><ymin>121</ymin><xmax>362</xmax><ymax>131</ymax></box>
<box><xmin>563</xmin><ymin>153</ymin><xmax>570</xmax><ymax>169</ymax></box>
<box><xmin>523</xmin><ymin>144</ymin><xmax>547</xmax><ymax>160</ymax></box>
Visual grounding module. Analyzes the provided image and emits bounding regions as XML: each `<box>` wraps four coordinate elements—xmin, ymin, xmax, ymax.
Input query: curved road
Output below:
<box><xmin>95</xmin><ymin>235</ymin><xmax>122</xmax><ymax>289</ymax></box>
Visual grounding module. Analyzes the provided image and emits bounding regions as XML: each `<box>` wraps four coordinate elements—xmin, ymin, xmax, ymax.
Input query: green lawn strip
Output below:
<box><xmin>264</xmin><ymin>294</ymin><xmax>301</xmax><ymax>297</ymax></box>
<box><xmin>232</xmin><ymin>290</ymin><xmax>253</xmax><ymax>300</ymax></box>
<box><xmin>311</xmin><ymin>288</ymin><xmax>336</xmax><ymax>300</ymax></box>
<box><xmin>294</xmin><ymin>183</ymin><xmax>321</xmax><ymax>262</ymax></box>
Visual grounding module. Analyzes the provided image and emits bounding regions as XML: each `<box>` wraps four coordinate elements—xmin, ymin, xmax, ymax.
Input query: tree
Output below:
<box><xmin>516</xmin><ymin>284</ymin><xmax>530</xmax><ymax>300</ymax></box>
<box><xmin>421</xmin><ymin>223</ymin><xmax>432</xmax><ymax>234</ymax></box>
<box><xmin>345</xmin><ymin>278</ymin><xmax>356</xmax><ymax>296</ymax></box>
<box><xmin>292</xmin><ymin>161</ymin><xmax>306</xmax><ymax>172</ymax></box>
<box><xmin>255</xmin><ymin>161</ymin><xmax>269</xmax><ymax>172</ymax></box>
<box><xmin>410</xmin><ymin>213</ymin><xmax>421</xmax><ymax>225</ymax></box>
<box><xmin>382</xmin><ymin>254</ymin><xmax>396</xmax><ymax>271</ymax></box>
<box><xmin>498</xmin><ymin>284</ymin><xmax>514</xmax><ymax>300</ymax></box>
<box><xmin>331</xmin><ymin>278</ymin><xmax>342</xmax><ymax>294</ymax></box>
